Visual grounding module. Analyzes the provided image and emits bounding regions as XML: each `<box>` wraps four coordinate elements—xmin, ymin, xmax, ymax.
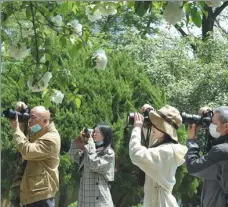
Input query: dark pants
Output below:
<box><xmin>22</xmin><ymin>198</ymin><xmax>55</xmax><ymax>207</ymax></box>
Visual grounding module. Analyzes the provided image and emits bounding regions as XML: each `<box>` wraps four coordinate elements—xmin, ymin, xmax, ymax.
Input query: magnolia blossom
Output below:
<box><xmin>163</xmin><ymin>2</ymin><xmax>184</xmax><ymax>25</ymax></box>
<box><xmin>93</xmin><ymin>49</ymin><xmax>108</xmax><ymax>70</ymax></box>
<box><xmin>8</xmin><ymin>42</ymin><xmax>30</xmax><ymax>60</ymax></box>
<box><xmin>51</xmin><ymin>15</ymin><xmax>62</xmax><ymax>27</ymax></box>
<box><xmin>40</xmin><ymin>55</ymin><xmax>46</xmax><ymax>63</ymax></box>
<box><xmin>22</xmin><ymin>22</ymin><xmax>34</xmax><ymax>38</ymax></box>
<box><xmin>27</xmin><ymin>72</ymin><xmax>52</xmax><ymax>92</ymax></box>
<box><xmin>68</xmin><ymin>20</ymin><xmax>83</xmax><ymax>36</ymax></box>
<box><xmin>99</xmin><ymin>5</ymin><xmax>117</xmax><ymax>16</ymax></box>
<box><xmin>51</xmin><ymin>89</ymin><xmax>64</xmax><ymax>104</ymax></box>
<box><xmin>206</xmin><ymin>0</ymin><xmax>222</xmax><ymax>8</ymax></box>
<box><xmin>85</xmin><ymin>4</ymin><xmax>102</xmax><ymax>22</ymax></box>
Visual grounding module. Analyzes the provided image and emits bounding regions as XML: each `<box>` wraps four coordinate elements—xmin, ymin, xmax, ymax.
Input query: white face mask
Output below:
<box><xmin>209</xmin><ymin>123</ymin><xmax>221</xmax><ymax>139</ymax></box>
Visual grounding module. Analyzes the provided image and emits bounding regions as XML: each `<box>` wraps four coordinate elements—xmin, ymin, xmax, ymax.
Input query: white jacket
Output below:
<box><xmin>129</xmin><ymin>127</ymin><xmax>187</xmax><ymax>207</ymax></box>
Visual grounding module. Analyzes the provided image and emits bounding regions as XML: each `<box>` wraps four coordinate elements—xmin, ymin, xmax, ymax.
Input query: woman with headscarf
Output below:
<box><xmin>68</xmin><ymin>124</ymin><xmax>115</xmax><ymax>207</ymax></box>
<box><xmin>129</xmin><ymin>104</ymin><xmax>187</xmax><ymax>207</ymax></box>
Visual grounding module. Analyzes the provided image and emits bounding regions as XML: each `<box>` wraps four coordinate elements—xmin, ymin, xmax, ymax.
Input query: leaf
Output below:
<box><xmin>191</xmin><ymin>8</ymin><xmax>202</xmax><ymax>28</ymax></box>
<box><xmin>26</xmin><ymin>7</ymin><xmax>32</xmax><ymax>19</ymax></box>
<box><xmin>72</xmin><ymin>5</ymin><xmax>78</xmax><ymax>14</ymax></box>
<box><xmin>152</xmin><ymin>1</ymin><xmax>163</xmax><ymax>10</ymax></box>
<box><xmin>60</xmin><ymin>36</ymin><xmax>67</xmax><ymax>47</ymax></box>
<box><xmin>127</xmin><ymin>1</ymin><xmax>135</xmax><ymax>8</ymax></box>
<box><xmin>66</xmin><ymin>93</ymin><xmax>75</xmax><ymax>104</ymax></box>
<box><xmin>18</xmin><ymin>76</ymin><xmax>25</xmax><ymax>88</ymax></box>
<box><xmin>202</xmin><ymin>10</ymin><xmax>208</xmax><ymax>18</ymax></box>
<box><xmin>75</xmin><ymin>97</ymin><xmax>81</xmax><ymax>109</ymax></box>
<box><xmin>42</xmin><ymin>88</ymin><xmax>49</xmax><ymax>98</ymax></box>
<box><xmin>69</xmin><ymin>40</ymin><xmax>82</xmax><ymax>58</ymax></box>
<box><xmin>43</xmin><ymin>94</ymin><xmax>51</xmax><ymax>108</ymax></box>
<box><xmin>69</xmin><ymin>45</ymin><xmax>78</xmax><ymax>58</ymax></box>
<box><xmin>184</xmin><ymin>3</ymin><xmax>191</xmax><ymax>15</ymax></box>
<box><xmin>1</xmin><ymin>30</ymin><xmax>9</xmax><ymax>43</ymax></box>
<box><xmin>134</xmin><ymin>2</ymin><xmax>151</xmax><ymax>17</ymax></box>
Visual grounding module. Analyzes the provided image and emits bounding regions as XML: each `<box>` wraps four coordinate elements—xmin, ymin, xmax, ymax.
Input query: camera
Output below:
<box><xmin>2</xmin><ymin>108</ymin><xmax>30</xmax><ymax>123</ymax></box>
<box><xmin>181</xmin><ymin>110</ymin><xmax>213</xmax><ymax>126</ymax></box>
<box><xmin>127</xmin><ymin>109</ymin><xmax>152</xmax><ymax>127</ymax></box>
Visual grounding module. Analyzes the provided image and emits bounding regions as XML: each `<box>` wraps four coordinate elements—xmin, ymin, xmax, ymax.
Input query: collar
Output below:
<box><xmin>30</xmin><ymin>122</ymin><xmax>55</xmax><ymax>142</ymax></box>
<box><xmin>212</xmin><ymin>134</ymin><xmax>228</xmax><ymax>145</ymax></box>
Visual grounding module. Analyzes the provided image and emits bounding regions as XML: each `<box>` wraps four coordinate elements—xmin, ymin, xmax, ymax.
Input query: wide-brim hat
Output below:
<box><xmin>149</xmin><ymin>105</ymin><xmax>182</xmax><ymax>142</ymax></box>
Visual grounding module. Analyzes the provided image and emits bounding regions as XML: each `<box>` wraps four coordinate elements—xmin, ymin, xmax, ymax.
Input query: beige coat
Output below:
<box><xmin>13</xmin><ymin>122</ymin><xmax>61</xmax><ymax>205</ymax></box>
<box><xmin>129</xmin><ymin>127</ymin><xmax>187</xmax><ymax>207</ymax></box>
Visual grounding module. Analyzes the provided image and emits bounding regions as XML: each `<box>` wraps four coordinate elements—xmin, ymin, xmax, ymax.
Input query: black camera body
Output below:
<box><xmin>181</xmin><ymin>110</ymin><xmax>213</xmax><ymax>127</ymax></box>
<box><xmin>2</xmin><ymin>108</ymin><xmax>30</xmax><ymax>123</ymax></box>
<box><xmin>127</xmin><ymin>109</ymin><xmax>152</xmax><ymax>127</ymax></box>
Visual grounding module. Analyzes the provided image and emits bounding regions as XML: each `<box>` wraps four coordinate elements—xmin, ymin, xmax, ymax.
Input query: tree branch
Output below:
<box><xmin>174</xmin><ymin>24</ymin><xmax>188</xmax><ymax>37</ymax></box>
<box><xmin>12</xmin><ymin>12</ymin><xmax>23</xmax><ymax>39</ymax></box>
<box><xmin>174</xmin><ymin>24</ymin><xmax>197</xmax><ymax>52</ymax></box>
<box><xmin>215</xmin><ymin>19</ymin><xmax>228</xmax><ymax>35</ymax></box>
<box><xmin>33</xmin><ymin>3</ymin><xmax>87</xmax><ymax>50</ymax></box>
<box><xmin>214</xmin><ymin>1</ymin><xmax>228</xmax><ymax>19</ymax></box>
<box><xmin>30</xmin><ymin>2</ymin><xmax>39</xmax><ymax>64</ymax></box>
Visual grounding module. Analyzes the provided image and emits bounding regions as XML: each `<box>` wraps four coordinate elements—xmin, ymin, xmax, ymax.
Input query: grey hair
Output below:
<box><xmin>214</xmin><ymin>106</ymin><xmax>228</xmax><ymax>124</ymax></box>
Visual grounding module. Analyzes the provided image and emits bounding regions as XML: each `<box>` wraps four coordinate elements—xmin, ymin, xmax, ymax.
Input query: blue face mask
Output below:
<box><xmin>95</xmin><ymin>141</ymin><xmax>104</xmax><ymax>147</ymax></box>
<box><xmin>30</xmin><ymin>124</ymin><xmax>42</xmax><ymax>134</ymax></box>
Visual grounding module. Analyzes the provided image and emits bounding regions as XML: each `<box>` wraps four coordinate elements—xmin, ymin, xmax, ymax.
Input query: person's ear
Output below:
<box><xmin>43</xmin><ymin>118</ymin><xmax>48</xmax><ymax>124</ymax></box>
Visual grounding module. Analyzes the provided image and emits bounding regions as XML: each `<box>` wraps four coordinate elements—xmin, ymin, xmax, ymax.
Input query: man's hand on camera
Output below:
<box><xmin>198</xmin><ymin>106</ymin><xmax>212</xmax><ymax>116</ymax></box>
<box><xmin>141</xmin><ymin>104</ymin><xmax>154</xmax><ymax>113</ymax></box>
<box><xmin>134</xmin><ymin>113</ymin><xmax>144</xmax><ymax>128</ymax></box>
<box><xmin>16</xmin><ymin>101</ymin><xmax>28</xmax><ymax>111</ymax></box>
<box><xmin>10</xmin><ymin>114</ymin><xmax>20</xmax><ymax>131</ymax></box>
<box><xmin>73</xmin><ymin>137</ymin><xmax>85</xmax><ymax>150</ymax></box>
<box><xmin>187</xmin><ymin>124</ymin><xmax>200</xmax><ymax>140</ymax></box>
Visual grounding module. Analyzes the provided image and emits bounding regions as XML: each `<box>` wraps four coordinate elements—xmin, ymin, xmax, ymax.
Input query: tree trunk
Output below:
<box><xmin>202</xmin><ymin>5</ymin><xmax>214</xmax><ymax>40</ymax></box>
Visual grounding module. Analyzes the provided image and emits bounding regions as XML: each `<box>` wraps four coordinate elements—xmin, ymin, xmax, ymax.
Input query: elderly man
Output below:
<box><xmin>185</xmin><ymin>106</ymin><xmax>228</xmax><ymax>207</ymax></box>
<box><xmin>10</xmin><ymin>102</ymin><xmax>61</xmax><ymax>207</ymax></box>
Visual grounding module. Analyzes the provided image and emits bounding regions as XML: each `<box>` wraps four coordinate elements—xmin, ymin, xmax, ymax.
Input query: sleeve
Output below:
<box><xmin>129</xmin><ymin>127</ymin><xmax>173</xmax><ymax>183</ymax></box>
<box><xmin>13</xmin><ymin>128</ymin><xmax>56</xmax><ymax>161</ymax></box>
<box><xmin>84</xmin><ymin>143</ymin><xmax>114</xmax><ymax>174</ymax></box>
<box><xmin>185</xmin><ymin>139</ymin><xmax>223</xmax><ymax>179</ymax></box>
<box><xmin>68</xmin><ymin>140</ymin><xmax>83</xmax><ymax>164</ymax></box>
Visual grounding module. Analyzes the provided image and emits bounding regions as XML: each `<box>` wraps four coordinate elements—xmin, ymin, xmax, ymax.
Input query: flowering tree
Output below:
<box><xmin>1</xmin><ymin>1</ymin><xmax>228</xmax><ymax>206</ymax></box>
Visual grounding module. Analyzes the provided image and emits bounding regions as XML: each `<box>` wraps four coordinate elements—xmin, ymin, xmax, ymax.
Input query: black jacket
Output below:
<box><xmin>185</xmin><ymin>135</ymin><xmax>228</xmax><ymax>207</ymax></box>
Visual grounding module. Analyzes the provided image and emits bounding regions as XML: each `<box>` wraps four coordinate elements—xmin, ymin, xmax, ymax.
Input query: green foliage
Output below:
<box><xmin>67</xmin><ymin>201</ymin><xmax>77</xmax><ymax>207</ymax></box>
<box><xmin>2</xmin><ymin>1</ymin><xmax>228</xmax><ymax>206</ymax></box>
<box><xmin>1</xmin><ymin>46</ymin><xmax>165</xmax><ymax>207</ymax></box>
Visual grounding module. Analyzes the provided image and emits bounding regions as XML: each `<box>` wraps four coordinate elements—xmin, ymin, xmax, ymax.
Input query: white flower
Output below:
<box><xmin>85</xmin><ymin>4</ymin><xmax>102</xmax><ymax>22</ymax></box>
<box><xmin>27</xmin><ymin>72</ymin><xmax>52</xmax><ymax>92</ymax></box>
<box><xmin>68</xmin><ymin>20</ymin><xmax>83</xmax><ymax>36</ymax></box>
<box><xmin>51</xmin><ymin>15</ymin><xmax>62</xmax><ymax>27</ymax></box>
<box><xmin>70</xmin><ymin>36</ymin><xmax>76</xmax><ymax>44</ymax></box>
<box><xmin>93</xmin><ymin>49</ymin><xmax>108</xmax><ymax>70</ymax></box>
<box><xmin>205</xmin><ymin>1</ymin><xmax>222</xmax><ymax>8</ymax></box>
<box><xmin>40</xmin><ymin>55</ymin><xmax>46</xmax><ymax>63</ymax></box>
<box><xmin>163</xmin><ymin>2</ymin><xmax>184</xmax><ymax>25</ymax></box>
<box><xmin>51</xmin><ymin>89</ymin><xmax>64</xmax><ymax>104</ymax></box>
<box><xmin>22</xmin><ymin>22</ymin><xmax>34</xmax><ymax>38</ymax></box>
<box><xmin>100</xmin><ymin>5</ymin><xmax>117</xmax><ymax>16</ymax></box>
<box><xmin>8</xmin><ymin>42</ymin><xmax>30</xmax><ymax>60</ymax></box>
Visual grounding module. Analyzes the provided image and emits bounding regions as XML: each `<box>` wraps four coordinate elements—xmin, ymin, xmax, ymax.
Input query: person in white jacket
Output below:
<box><xmin>129</xmin><ymin>104</ymin><xmax>187</xmax><ymax>207</ymax></box>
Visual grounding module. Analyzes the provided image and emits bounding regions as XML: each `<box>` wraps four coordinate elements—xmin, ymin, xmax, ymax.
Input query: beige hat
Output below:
<box><xmin>149</xmin><ymin>105</ymin><xmax>182</xmax><ymax>142</ymax></box>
